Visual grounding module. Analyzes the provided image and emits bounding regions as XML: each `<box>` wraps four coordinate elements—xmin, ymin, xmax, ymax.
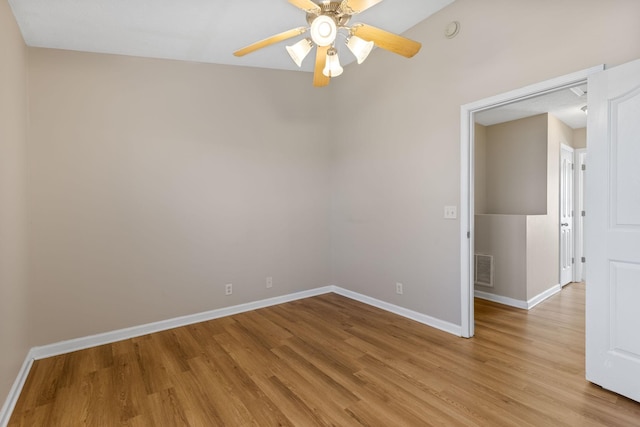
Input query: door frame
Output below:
<box><xmin>459</xmin><ymin>65</ymin><xmax>604</xmax><ymax>338</ymax></box>
<box><xmin>574</xmin><ymin>148</ymin><xmax>587</xmax><ymax>282</ymax></box>
<box><xmin>560</xmin><ymin>143</ymin><xmax>576</xmax><ymax>286</ymax></box>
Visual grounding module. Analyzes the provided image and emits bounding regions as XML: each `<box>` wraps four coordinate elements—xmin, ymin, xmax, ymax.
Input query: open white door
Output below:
<box><xmin>560</xmin><ymin>144</ymin><xmax>575</xmax><ymax>286</ymax></box>
<box><xmin>586</xmin><ymin>58</ymin><xmax>640</xmax><ymax>402</ymax></box>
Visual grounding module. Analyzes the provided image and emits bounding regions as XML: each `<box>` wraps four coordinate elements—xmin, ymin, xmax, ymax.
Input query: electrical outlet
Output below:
<box><xmin>444</xmin><ymin>205</ymin><xmax>457</xmax><ymax>219</ymax></box>
<box><xmin>396</xmin><ymin>282</ymin><xmax>403</xmax><ymax>295</ymax></box>
<box><xmin>266</xmin><ymin>276</ymin><xmax>273</xmax><ymax>288</ymax></box>
<box><xmin>225</xmin><ymin>283</ymin><xmax>233</xmax><ymax>295</ymax></box>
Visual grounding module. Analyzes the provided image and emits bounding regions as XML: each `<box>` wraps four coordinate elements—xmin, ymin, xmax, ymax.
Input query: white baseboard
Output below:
<box><xmin>333</xmin><ymin>287</ymin><xmax>462</xmax><ymax>336</ymax></box>
<box><xmin>1</xmin><ymin>285</ymin><xmax>461</xmax><ymax>425</ymax></box>
<box><xmin>0</xmin><ymin>287</ymin><xmax>335</xmax><ymax>426</ymax></box>
<box><xmin>526</xmin><ymin>284</ymin><xmax>562</xmax><ymax>309</ymax></box>
<box><xmin>30</xmin><ymin>286</ymin><xmax>335</xmax><ymax>360</ymax></box>
<box><xmin>474</xmin><ymin>284</ymin><xmax>562</xmax><ymax>310</ymax></box>
<box><xmin>474</xmin><ymin>290</ymin><xmax>528</xmax><ymax>309</ymax></box>
<box><xmin>0</xmin><ymin>352</ymin><xmax>35</xmax><ymax>427</ymax></box>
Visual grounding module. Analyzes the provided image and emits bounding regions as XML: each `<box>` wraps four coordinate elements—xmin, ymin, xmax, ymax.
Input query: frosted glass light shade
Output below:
<box><xmin>322</xmin><ymin>48</ymin><xmax>343</xmax><ymax>77</ymax></box>
<box><xmin>310</xmin><ymin>15</ymin><xmax>337</xmax><ymax>47</ymax></box>
<box><xmin>286</xmin><ymin>38</ymin><xmax>313</xmax><ymax>67</ymax></box>
<box><xmin>346</xmin><ymin>36</ymin><xmax>374</xmax><ymax>64</ymax></box>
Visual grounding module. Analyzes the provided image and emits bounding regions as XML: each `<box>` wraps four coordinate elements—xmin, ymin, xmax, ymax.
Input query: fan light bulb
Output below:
<box><xmin>286</xmin><ymin>38</ymin><xmax>313</xmax><ymax>67</ymax></box>
<box><xmin>322</xmin><ymin>48</ymin><xmax>343</xmax><ymax>78</ymax></box>
<box><xmin>310</xmin><ymin>15</ymin><xmax>337</xmax><ymax>47</ymax></box>
<box><xmin>346</xmin><ymin>36</ymin><xmax>374</xmax><ymax>64</ymax></box>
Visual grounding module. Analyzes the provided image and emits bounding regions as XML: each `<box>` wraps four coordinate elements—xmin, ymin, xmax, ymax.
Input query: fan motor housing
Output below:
<box><xmin>306</xmin><ymin>1</ymin><xmax>351</xmax><ymax>27</ymax></box>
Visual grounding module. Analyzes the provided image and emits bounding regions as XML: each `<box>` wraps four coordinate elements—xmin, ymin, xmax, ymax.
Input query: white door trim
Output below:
<box><xmin>459</xmin><ymin>65</ymin><xmax>604</xmax><ymax>338</ymax></box>
<box><xmin>575</xmin><ymin>148</ymin><xmax>587</xmax><ymax>282</ymax></box>
<box><xmin>560</xmin><ymin>143</ymin><xmax>576</xmax><ymax>286</ymax></box>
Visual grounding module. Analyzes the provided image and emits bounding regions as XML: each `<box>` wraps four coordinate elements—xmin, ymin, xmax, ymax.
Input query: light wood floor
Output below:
<box><xmin>9</xmin><ymin>282</ymin><xmax>640</xmax><ymax>426</ymax></box>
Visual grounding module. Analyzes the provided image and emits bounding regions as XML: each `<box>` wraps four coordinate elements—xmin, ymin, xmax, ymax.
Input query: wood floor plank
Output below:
<box><xmin>9</xmin><ymin>282</ymin><xmax>640</xmax><ymax>426</ymax></box>
<box><xmin>265</xmin><ymin>374</ymin><xmax>337</xmax><ymax>427</ymax></box>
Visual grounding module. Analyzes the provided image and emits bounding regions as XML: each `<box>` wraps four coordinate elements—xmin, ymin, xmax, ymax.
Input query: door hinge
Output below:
<box><xmin>582</xmin><ymin>164</ymin><xmax>586</xmax><ymax>171</ymax></box>
<box><xmin>582</xmin><ymin>257</ymin><xmax>586</xmax><ymax>263</ymax></box>
<box><xmin>572</xmin><ymin>257</ymin><xmax>575</xmax><ymax>264</ymax></box>
<box><xmin>582</xmin><ymin>210</ymin><xmax>586</xmax><ymax>217</ymax></box>
<box><xmin>571</xmin><ymin>163</ymin><xmax>575</xmax><ymax>170</ymax></box>
<box><xmin>467</xmin><ymin>231</ymin><xmax>470</xmax><ymax>238</ymax></box>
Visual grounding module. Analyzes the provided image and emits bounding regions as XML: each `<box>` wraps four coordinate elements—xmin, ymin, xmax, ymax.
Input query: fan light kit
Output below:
<box><xmin>234</xmin><ymin>0</ymin><xmax>422</xmax><ymax>87</ymax></box>
<box><xmin>310</xmin><ymin>15</ymin><xmax>338</xmax><ymax>46</ymax></box>
<box><xmin>286</xmin><ymin>38</ymin><xmax>314</xmax><ymax>67</ymax></box>
<box><xmin>323</xmin><ymin>47</ymin><xmax>344</xmax><ymax>77</ymax></box>
<box><xmin>346</xmin><ymin>35</ymin><xmax>374</xmax><ymax>64</ymax></box>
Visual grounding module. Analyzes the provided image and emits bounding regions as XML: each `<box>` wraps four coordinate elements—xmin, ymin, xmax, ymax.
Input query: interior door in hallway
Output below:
<box><xmin>586</xmin><ymin>57</ymin><xmax>640</xmax><ymax>403</ymax></box>
<box><xmin>560</xmin><ymin>144</ymin><xmax>575</xmax><ymax>286</ymax></box>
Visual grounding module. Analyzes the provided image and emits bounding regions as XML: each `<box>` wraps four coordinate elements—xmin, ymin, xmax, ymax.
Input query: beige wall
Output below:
<box><xmin>527</xmin><ymin>114</ymin><xmax>573</xmax><ymax>298</ymax></box>
<box><xmin>474</xmin><ymin>113</ymin><xmax>566</xmax><ymax>301</ymax></box>
<box><xmin>0</xmin><ymin>0</ymin><xmax>29</xmax><ymax>404</ymax></box>
<box><xmin>474</xmin><ymin>123</ymin><xmax>487</xmax><ymax>214</ymax></box>
<box><xmin>27</xmin><ymin>49</ymin><xmax>334</xmax><ymax>345</ymax></box>
<box><xmin>485</xmin><ymin>114</ymin><xmax>548</xmax><ymax>215</ymax></box>
<box><xmin>525</xmin><ymin>214</ymin><xmax>558</xmax><ymax>299</ymax></box>
<box><xmin>2</xmin><ymin>0</ymin><xmax>640</xmax><ymax>404</ymax></box>
<box><xmin>474</xmin><ymin>215</ymin><xmax>527</xmax><ymax>300</ymax></box>
<box><xmin>573</xmin><ymin>127</ymin><xmax>587</xmax><ymax>149</ymax></box>
<box><xmin>331</xmin><ymin>0</ymin><xmax>640</xmax><ymax>323</ymax></box>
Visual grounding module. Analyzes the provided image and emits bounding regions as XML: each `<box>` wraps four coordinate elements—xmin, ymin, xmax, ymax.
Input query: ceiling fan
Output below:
<box><xmin>233</xmin><ymin>0</ymin><xmax>422</xmax><ymax>87</ymax></box>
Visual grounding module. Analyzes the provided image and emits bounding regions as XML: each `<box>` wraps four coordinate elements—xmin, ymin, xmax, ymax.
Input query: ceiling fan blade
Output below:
<box><xmin>339</xmin><ymin>0</ymin><xmax>384</xmax><ymax>14</ymax></box>
<box><xmin>233</xmin><ymin>27</ymin><xmax>307</xmax><ymax>57</ymax></box>
<box><xmin>288</xmin><ymin>0</ymin><xmax>321</xmax><ymax>14</ymax></box>
<box><xmin>351</xmin><ymin>24</ymin><xmax>421</xmax><ymax>58</ymax></box>
<box><xmin>313</xmin><ymin>45</ymin><xmax>330</xmax><ymax>87</ymax></box>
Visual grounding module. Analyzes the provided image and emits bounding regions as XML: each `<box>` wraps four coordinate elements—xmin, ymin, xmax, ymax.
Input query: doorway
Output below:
<box><xmin>560</xmin><ymin>143</ymin><xmax>575</xmax><ymax>286</ymax></box>
<box><xmin>459</xmin><ymin>65</ymin><xmax>603</xmax><ymax>338</ymax></box>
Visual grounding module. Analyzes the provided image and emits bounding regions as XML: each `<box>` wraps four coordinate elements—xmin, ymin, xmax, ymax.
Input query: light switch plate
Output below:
<box><xmin>444</xmin><ymin>205</ymin><xmax>457</xmax><ymax>219</ymax></box>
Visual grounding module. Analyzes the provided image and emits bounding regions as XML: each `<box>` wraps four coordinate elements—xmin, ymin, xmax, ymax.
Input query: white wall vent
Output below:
<box><xmin>475</xmin><ymin>254</ymin><xmax>494</xmax><ymax>287</ymax></box>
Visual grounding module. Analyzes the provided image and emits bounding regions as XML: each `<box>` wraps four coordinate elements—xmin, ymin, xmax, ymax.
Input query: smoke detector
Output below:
<box><xmin>444</xmin><ymin>21</ymin><xmax>460</xmax><ymax>39</ymax></box>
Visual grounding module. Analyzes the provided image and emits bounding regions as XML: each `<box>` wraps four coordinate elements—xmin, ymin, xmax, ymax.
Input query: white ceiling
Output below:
<box><xmin>475</xmin><ymin>84</ymin><xmax>589</xmax><ymax>129</ymax></box>
<box><xmin>8</xmin><ymin>0</ymin><xmax>454</xmax><ymax>73</ymax></box>
<box><xmin>8</xmin><ymin>0</ymin><xmax>587</xmax><ymax>127</ymax></box>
